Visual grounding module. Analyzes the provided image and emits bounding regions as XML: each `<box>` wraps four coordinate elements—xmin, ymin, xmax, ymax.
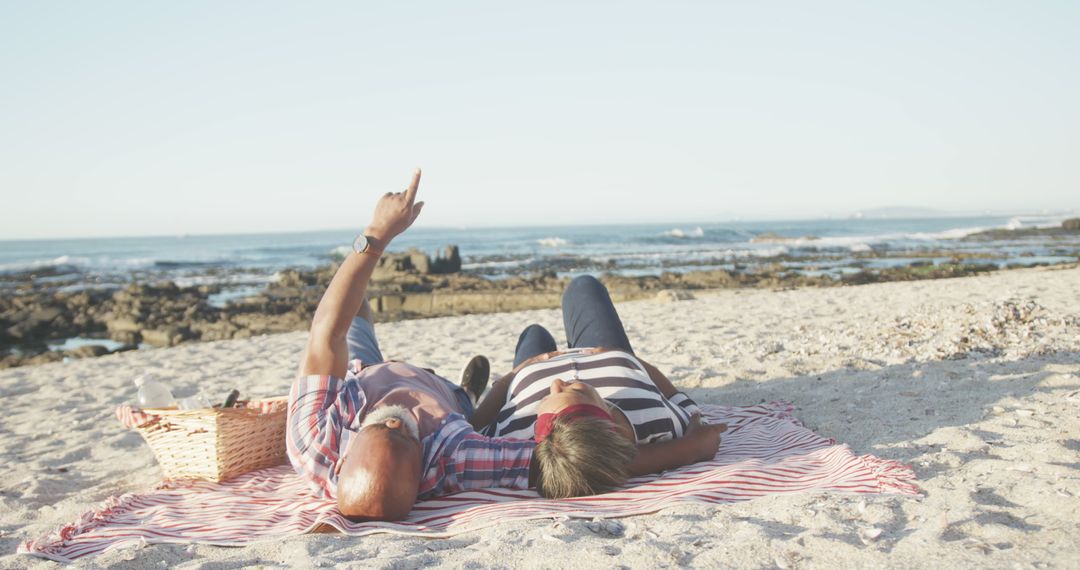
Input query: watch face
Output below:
<box><xmin>352</xmin><ymin>234</ymin><xmax>368</xmax><ymax>254</ymax></box>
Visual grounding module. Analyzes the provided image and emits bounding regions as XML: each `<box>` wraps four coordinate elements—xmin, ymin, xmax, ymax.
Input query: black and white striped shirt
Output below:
<box><xmin>483</xmin><ymin>349</ymin><xmax>700</xmax><ymax>444</ymax></box>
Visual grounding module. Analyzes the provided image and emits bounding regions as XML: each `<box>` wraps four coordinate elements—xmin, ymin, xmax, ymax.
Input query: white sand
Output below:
<box><xmin>3</xmin><ymin>266</ymin><xmax>1080</xmax><ymax>569</ymax></box>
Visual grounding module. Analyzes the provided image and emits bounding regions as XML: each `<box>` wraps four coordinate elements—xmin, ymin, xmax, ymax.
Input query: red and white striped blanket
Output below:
<box><xmin>20</xmin><ymin>402</ymin><xmax>918</xmax><ymax>563</ymax></box>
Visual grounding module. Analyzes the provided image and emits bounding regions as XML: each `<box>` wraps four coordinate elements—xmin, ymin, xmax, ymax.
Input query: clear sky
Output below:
<box><xmin>1</xmin><ymin>1</ymin><xmax>1078</xmax><ymax>239</ymax></box>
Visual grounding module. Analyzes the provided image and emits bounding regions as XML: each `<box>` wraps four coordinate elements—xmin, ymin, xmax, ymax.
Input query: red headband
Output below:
<box><xmin>535</xmin><ymin>404</ymin><xmax>615</xmax><ymax>442</ymax></box>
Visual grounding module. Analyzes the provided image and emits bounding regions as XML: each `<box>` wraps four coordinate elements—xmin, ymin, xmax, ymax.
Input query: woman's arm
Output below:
<box><xmin>635</xmin><ymin>357</ymin><xmax>679</xmax><ymax>399</ymax></box>
<box><xmin>627</xmin><ymin>413</ymin><xmax>726</xmax><ymax>476</ymax></box>
<box><xmin>469</xmin><ymin>351</ymin><xmax>562</xmax><ymax>430</ymax></box>
<box><xmin>469</xmin><ymin>372</ymin><xmax>513</xmax><ymax>431</ymax></box>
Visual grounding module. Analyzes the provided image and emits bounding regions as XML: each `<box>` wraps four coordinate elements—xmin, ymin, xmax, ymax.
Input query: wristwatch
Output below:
<box><xmin>352</xmin><ymin>234</ymin><xmax>383</xmax><ymax>255</ymax></box>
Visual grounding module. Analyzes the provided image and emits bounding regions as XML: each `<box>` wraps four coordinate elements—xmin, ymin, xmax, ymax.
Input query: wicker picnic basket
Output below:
<box><xmin>117</xmin><ymin>397</ymin><xmax>290</xmax><ymax>482</ymax></box>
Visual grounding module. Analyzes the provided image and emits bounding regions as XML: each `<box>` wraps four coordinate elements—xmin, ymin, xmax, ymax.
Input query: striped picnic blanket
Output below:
<box><xmin>20</xmin><ymin>402</ymin><xmax>918</xmax><ymax>563</ymax></box>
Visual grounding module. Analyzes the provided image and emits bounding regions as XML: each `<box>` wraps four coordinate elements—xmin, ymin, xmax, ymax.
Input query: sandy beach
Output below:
<box><xmin>3</xmin><ymin>265</ymin><xmax>1080</xmax><ymax>569</ymax></box>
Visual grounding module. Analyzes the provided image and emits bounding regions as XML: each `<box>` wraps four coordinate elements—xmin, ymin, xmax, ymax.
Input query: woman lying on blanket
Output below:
<box><xmin>469</xmin><ymin>275</ymin><xmax>728</xmax><ymax>499</ymax></box>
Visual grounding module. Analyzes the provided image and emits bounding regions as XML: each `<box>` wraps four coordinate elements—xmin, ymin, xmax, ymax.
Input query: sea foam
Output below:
<box><xmin>0</xmin><ymin>255</ymin><xmax>90</xmax><ymax>273</ymax></box>
<box><xmin>663</xmin><ymin>227</ymin><xmax>705</xmax><ymax>239</ymax></box>
<box><xmin>906</xmin><ymin>227</ymin><xmax>987</xmax><ymax>241</ymax></box>
<box><xmin>537</xmin><ymin>237</ymin><xmax>569</xmax><ymax>248</ymax></box>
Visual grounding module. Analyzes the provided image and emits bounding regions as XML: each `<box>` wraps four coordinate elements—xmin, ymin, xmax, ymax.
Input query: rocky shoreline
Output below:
<box><xmin>2</xmin><ymin>235</ymin><xmax>1078</xmax><ymax>369</ymax></box>
<box><xmin>962</xmin><ymin>217</ymin><xmax>1080</xmax><ymax>240</ymax></box>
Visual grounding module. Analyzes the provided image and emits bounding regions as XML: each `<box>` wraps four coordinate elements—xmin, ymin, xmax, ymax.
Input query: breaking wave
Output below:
<box><xmin>662</xmin><ymin>227</ymin><xmax>705</xmax><ymax>239</ymax></box>
<box><xmin>537</xmin><ymin>237</ymin><xmax>569</xmax><ymax>248</ymax></box>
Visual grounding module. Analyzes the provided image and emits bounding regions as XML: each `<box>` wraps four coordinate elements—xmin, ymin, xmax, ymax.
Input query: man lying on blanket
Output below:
<box><xmin>288</xmin><ymin>170</ymin><xmax>724</xmax><ymax>522</ymax></box>
<box><xmin>286</xmin><ymin>169</ymin><xmax>533</xmax><ymax>522</ymax></box>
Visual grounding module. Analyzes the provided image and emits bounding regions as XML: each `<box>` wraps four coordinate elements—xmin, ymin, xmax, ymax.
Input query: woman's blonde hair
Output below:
<box><xmin>534</xmin><ymin>416</ymin><xmax>636</xmax><ymax>499</ymax></box>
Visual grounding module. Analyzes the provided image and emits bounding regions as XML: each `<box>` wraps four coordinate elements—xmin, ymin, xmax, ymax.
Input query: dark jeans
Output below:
<box><xmin>513</xmin><ymin>275</ymin><xmax>635</xmax><ymax>367</ymax></box>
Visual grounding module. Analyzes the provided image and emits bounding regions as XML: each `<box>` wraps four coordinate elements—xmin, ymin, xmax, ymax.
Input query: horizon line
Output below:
<box><xmin>0</xmin><ymin>208</ymin><xmax>1075</xmax><ymax>243</ymax></box>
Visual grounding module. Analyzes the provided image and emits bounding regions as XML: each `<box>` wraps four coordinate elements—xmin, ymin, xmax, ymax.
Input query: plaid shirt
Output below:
<box><xmin>287</xmin><ymin>360</ymin><xmax>534</xmax><ymax>499</ymax></box>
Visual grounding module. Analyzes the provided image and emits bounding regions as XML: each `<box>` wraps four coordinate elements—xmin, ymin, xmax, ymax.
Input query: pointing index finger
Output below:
<box><xmin>405</xmin><ymin>168</ymin><xmax>422</xmax><ymax>204</ymax></box>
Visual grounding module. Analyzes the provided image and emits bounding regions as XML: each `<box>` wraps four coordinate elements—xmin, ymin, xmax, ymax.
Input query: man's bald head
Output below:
<box><xmin>336</xmin><ymin>406</ymin><xmax>423</xmax><ymax>521</ymax></box>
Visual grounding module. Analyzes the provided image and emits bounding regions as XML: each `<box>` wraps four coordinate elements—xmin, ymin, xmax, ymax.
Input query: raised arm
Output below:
<box><xmin>300</xmin><ymin>170</ymin><xmax>425</xmax><ymax>378</ymax></box>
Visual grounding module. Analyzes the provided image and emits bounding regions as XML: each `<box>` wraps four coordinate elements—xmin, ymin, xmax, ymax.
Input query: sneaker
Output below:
<box><xmin>458</xmin><ymin>355</ymin><xmax>490</xmax><ymax>404</ymax></box>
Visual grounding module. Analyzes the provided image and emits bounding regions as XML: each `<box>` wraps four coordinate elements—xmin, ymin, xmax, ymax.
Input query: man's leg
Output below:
<box><xmin>346</xmin><ymin>298</ymin><xmax>385</xmax><ymax>365</ymax></box>
<box><xmin>513</xmin><ymin>324</ymin><xmax>558</xmax><ymax>368</ymax></box>
<box><xmin>457</xmin><ymin>355</ymin><xmax>489</xmax><ymax>405</ymax></box>
<box><xmin>561</xmin><ymin>275</ymin><xmax>634</xmax><ymax>353</ymax></box>
<box><xmin>451</xmin><ymin>388</ymin><xmax>476</xmax><ymax>418</ymax></box>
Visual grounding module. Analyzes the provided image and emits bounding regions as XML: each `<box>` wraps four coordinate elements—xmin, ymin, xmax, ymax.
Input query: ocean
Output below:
<box><xmin>2</xmin><ymin>214</ymin><xmax>1078</xmax><ymax>305</ymax></box>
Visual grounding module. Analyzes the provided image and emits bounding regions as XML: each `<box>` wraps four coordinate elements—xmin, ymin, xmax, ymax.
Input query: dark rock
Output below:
<box><xmin>5</xmin><ymin>306</ymin><xmax>63</xmax><ymax>340</ymax></box>
<box><xmin>182</xmin><ymin>304</ymin><xmax>202</xmax><ymax>319</ymax></box>
<box><xmin>108</xmin><ymin>330</ymin><xmax>141</xmax><ymax>343</ymax></box>
<box><xmin>965</xmin><ymin>222</ymin><xmax>1080</xmax><ymax>240</ymax></box>
<box><xmin>373</xmin><ymin>249</ymin><xmax>429</xmax><ymax>278</ymax></box>
<box><xmin>431</xmin><ymin>245</ymin><xmax>462</xmax><ymax>274</ymax></box>
<box><xmin>140</xmin><ymin>327</ymin><xmax>188</xmax><ymax>347</ymax></box>
<box><xmin>408</xmin><ymin>250</ymin><xmax>431</xmax><ymax>274</ymax></box>
<box><xmin>276</xmin><ymin>269</ymin><xmax>316</xmax><ymax>289</ymax></box>
<box><xmin>190</xmin><ymin>321</ymin><xmax>238</xmax><ymax>341</ymax></box>
<box><xmin>67</xmin><ymin>345</ymin><xmax>110</xmax><ymax>358</ymax></box>
<box><xmin>263</xmin><ymin>287</ymin><xmax>304</xmax><ymax>300</ymax></box>
<box><xmin>374</xmin><ymin>253</ymin><xmax>413</xmax><ymax>276</ymax></box>
<box><xmin>64</xmin><ymin>292</ymin><xmax>92</xmax><ymax>308</ymax></box>
<box><xmin>107</xmin><ymin>318</ymin><xmax>141</xmax><ymax>334</ymax></box>
<box><xmin>113</xmin><ymin>284</ymin><xmax>144</xmax><ymax>302</ymax></box>
<box><xmin>71</xmin><ymin>313</ymin><xmax>95</xmax><ymax>328</ymax></box>
<box><xmin>29</xmin><ymin>307</ymin><xmax>62</xmax><ymax>324</ymax></box>
<box><xmin>152</xmin><ymin>281</ymin><xmax>180</xmax><ymax>296</ymax></box>
<box><xmin>26</xmin><ymin>351</ymin><xmax>64</xmax><ymax>366</ymax></box>
<box><xmin>6</xmin><ymin>321</ymin><xmax>36</xmax><ymax>341</ymax></box>
<box><xmin>372</xmin><ymin>245</ymin><xmax>462</xmax><ymax>278</ymax></box>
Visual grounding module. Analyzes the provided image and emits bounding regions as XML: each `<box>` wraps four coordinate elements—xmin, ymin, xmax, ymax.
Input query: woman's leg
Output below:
<box><xmin>471</xmin><ymin>325</ymin><xmax>557</xmax><ymax>432</ymax></box>
<box><xmin>561</xmin><ymin>275</ymin><xmax>634</xmax><ymax>353</ymax></box>
<box><xmin>513</xmin><ymin>324</ymin><xmax>558</xmax><ymax>367</ymax></box>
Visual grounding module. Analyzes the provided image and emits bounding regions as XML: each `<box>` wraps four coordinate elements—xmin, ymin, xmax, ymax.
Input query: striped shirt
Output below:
<box><xmin>483</xmin><ymin>349</ymin><xmax>700</xmax><ymax>444</ymax></box>
<box><xmin>287</xmin><ymin>359</ymin><xmax>534</xmax><ymax>500</ymax></box>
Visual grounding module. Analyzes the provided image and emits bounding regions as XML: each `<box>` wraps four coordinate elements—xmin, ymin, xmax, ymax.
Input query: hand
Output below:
<box><xmin>366</xmin><ymin>169</ymin><xmax>425</xmax><ymax>243</ymax></box>
<box><xmin>685</xmin><ymin>412</ymin><xmax>727</xmax><ymax>461</ymax></box>
<box><xmin>489</xmin><ymin>352</ymin><xmax>562</xmax><ymax>395</ymax></box>
<box><xmin>511</xmin><ymin>350</ymin><xmax>561</xmax><ymax>374</ymax></box>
